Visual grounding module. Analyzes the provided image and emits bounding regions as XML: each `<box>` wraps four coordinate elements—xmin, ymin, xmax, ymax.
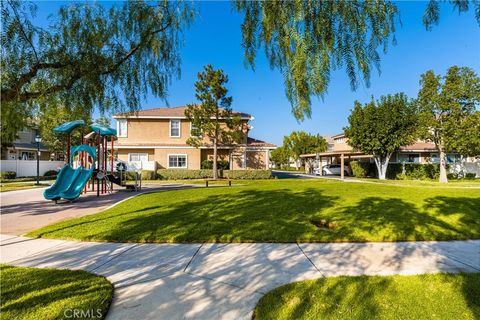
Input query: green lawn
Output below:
<box><xmin>254</xmin><ymin>273</ymin><xmax>480</xmax><ymax>320</ymax></box>
<box><xmin>27</xmin><ymin>179</ymin><xmax>480</xmax><ymax>243</ymax></box>
<box><xmin>0</xmin><ymin>265</ymin><xmax>113</xmax><ymax>320</ymax></box>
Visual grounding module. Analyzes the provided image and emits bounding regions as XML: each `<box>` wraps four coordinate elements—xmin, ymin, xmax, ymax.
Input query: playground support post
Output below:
<box><xmin>97</xmin><ymin>131</ymin><xmax>101</xmax><ymax>197</ymax></box>
<box><xmin>66</xmin><ymin>134</ymin><xmax>71</xmax><ymax>164</ymax></box>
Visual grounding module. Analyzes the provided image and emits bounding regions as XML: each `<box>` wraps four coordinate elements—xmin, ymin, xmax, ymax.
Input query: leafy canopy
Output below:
<box><xmin>344</xmin><ymin>93</ymin><xmax>418</xmax><ymax>157</ymax></box>
<box><xmin>185</xmin><ymin>64</ymin><xmax>242</xmax><ymax>148</ymax></box>
<box><xmin>233</xmin><ymin>0</ymin><xmax>479</xmax><ymax>121</ymax></box>
<box><xmin>270</xmin><ymin>146</ymin><xmax>290</xmax><ymax>169</ymax></box>
<box><xmin>417</xmin><ymin>66</ymin><xmax>480</xmax><ymax>156</ymax></box>
<box><xmin>283</xmin><ymin>131</ymin><xmax>328</xmax><ymax>163</ymax></box>
<box><xmin>1</xmin><ymin>0</ymin><xmax>195</xmax><ymax>144</ymax></box>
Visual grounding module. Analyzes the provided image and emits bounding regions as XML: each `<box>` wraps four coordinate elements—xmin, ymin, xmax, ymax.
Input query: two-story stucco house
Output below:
<box><xmin>1</xmin><ymin>127</ymin><xmax>51</xmax><ymax>161</ymax></box>
<box><xmin>113</xmin><ymin>106</ymin><xmax>276</xmax><ymax>170</ymax></box>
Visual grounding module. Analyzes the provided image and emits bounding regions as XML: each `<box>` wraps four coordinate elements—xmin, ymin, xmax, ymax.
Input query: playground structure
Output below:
<box><xmin>44</xmin><ymin>120</ymin><xmax>141</xmax><ymax>202</ymax></box>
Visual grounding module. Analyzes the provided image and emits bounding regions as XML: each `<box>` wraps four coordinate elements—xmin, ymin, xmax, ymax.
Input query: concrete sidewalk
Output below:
<box><xmin>0</xmin><ymin>183</ymin><xmax>197</xmax><ymax>235</ymax></box>
<box><xmin>1</xmin><ymin>235</ymin><xmax>478</xmax><ymax>320</ymax></box>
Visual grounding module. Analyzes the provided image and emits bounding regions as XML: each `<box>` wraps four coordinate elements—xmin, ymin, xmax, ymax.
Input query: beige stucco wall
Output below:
<box><xmin>200</xmin><ymin>149</ymin><xmax>231</xmax><ymax>162</ymax></box>
<box><xmin>116</xmin><ymin>148</ymin><xmax>155</xmax><ymax>162</ymax></box>
<box><xmin>246</xmin><ymin>150</ymin><xmax>267</xmax><ymax>169</ymax></box>
<box><xmin>154</xmin><ymin>148</ymin><xmax>201</xmax><ymax>169</ymax></box>
<box><xmin>118</xmin><ymin>119</ymin><xmax>250</xmax><ymax>146</ymax></box>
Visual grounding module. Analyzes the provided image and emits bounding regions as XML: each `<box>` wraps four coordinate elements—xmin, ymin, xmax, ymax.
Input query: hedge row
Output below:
<box><xmin>154</xmin><ymin>169</ymin><xmax>272</xmax><ymax>180</ymax></box>
<box><xmin>201</xmin><ymin>160</ymin><xmax>230</xmax><ymax>170</ymax></box>
<box><xmin>0</xmin><ymin>175</ymin><xmax>58</xmax><ymax>183</ymax></box>
<box><xmin>349</xmin><ymin>161</ymin><xmax>452</xmax><ymax>180</ymax></box>
<box><xmin>0</xmin><ymin>171</ymin><xmax>16</xmax><ymax>179</ymax></box>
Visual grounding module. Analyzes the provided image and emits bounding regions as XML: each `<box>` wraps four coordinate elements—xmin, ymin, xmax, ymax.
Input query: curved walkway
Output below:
<box><xmin>0</xmin><ymin>183</ymin><xmax>197</xmax><ymax>235</ymax></box>
<box><xmin>1</xmin><ymin>234</ymin><xmax>478</xmax><ymax>320</ymax></box>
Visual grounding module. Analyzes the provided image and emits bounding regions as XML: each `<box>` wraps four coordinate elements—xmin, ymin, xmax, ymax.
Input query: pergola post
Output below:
<box><xmin>340</xmin><ymin>153</ymin><xmax>345</xmax><ymax>180</ymax></box>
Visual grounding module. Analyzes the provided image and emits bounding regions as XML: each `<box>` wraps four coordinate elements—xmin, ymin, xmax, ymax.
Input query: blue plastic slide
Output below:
<box><xmin>43</xmin><ymin>164</ymin><xmax>81</xmax><ymax>200</ymax></box>
<box><xmin>59</xmin><ymin>167</ymin><xmax>94</xmax><ymax>201</ymax></box>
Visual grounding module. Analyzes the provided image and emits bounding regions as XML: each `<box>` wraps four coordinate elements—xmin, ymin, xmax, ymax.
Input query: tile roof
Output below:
<box><xmin>246</xmin><ymin>137</ymin><xmax>276</xmax><ymax>148</ymax></box>
<box><xmin>114</xmin><ymin>106</ymin><xmax>252</xmax><ymax>119</ymax></box>
<box><xmin>400</xmin><ymin>142</ymin><xmax>437</xmax><ymax>151</ymax></box>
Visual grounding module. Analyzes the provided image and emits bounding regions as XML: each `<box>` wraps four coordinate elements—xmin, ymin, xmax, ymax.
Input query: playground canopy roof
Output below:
<box><xmin>53</xmin><ymin>120</ymin><xmax>85</xmax><ymax>134</ymax></box>
<box><xmin>90</xmin><ymin>124</ymin><xmax>117</xmax><ymax>136</ymax></box>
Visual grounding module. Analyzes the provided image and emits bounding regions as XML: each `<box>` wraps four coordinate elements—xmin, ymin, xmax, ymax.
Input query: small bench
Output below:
<box><xmin>205</xmin><ymin>179</ymin><xmax>232</xmax><ymax>187</ymax></box>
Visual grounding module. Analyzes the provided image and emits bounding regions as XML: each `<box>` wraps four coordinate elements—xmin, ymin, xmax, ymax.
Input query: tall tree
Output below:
<box><xmin>233</xmin><ymin>1</ymin><xmax>479</xmax><ymax>120</ymax></box>
<box><xmin>270</xmin><ymin>146</ymin><xmax>290</xmax><ymax>169</ymax></box>
<box><xmin>1</xmin><ymin>0</ymin><xmax>195</xmax><ymax>144</ymax></box>
<box><xmin>39</xmin><ymin>105</ymin><xmax>91</xmax><ymax>156</ymax></box>
<box><xmin>283</xmin><ymin>131</ymin><xmax>328</xmax><ymax>169</ymax></box>
<box><xmin>185</xmin><ymin>65</ymin><xmax>242</xmax><ymax>179</ymax></box>
<box><xmin>417</xmin><ymin>66</ymin><xmax>480</xmax><ymax>183</ymax></box>
<box><xmin>344</xmin><ymin>93</ymin><xmax>418</xmax><ymax>180</ymax></box>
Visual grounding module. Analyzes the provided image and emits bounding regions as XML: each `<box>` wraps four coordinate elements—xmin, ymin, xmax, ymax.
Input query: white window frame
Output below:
<box><xmin>170</xmin><ymin>119</ymin><xmax>181</xmax><ymax>138</ymax></box>
<box><xmin>117</xmin><ymin>119</ymin><xmax>128</xmax><ymax>137</ymax></box>
<box><xmin>189</xmin><ymin>122</ymin><xmax>202</xmax><ymax>137</ymax></box>
<box><xmin>167</xmin><ymin>154</ymin><xmax>188</xmax><ymax>168</ymax></box>
<box><xmin>128</xmin><ymin>153</ymin><xmax>148</xmax><ymax>162</ymax></box>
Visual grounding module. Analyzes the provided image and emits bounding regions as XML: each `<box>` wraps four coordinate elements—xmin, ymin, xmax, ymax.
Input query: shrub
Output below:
<box><xmin>201</xmin><ymin>160</ymin><xmax>230</xmax><ymax>170</ymax></box>
<box><xmin>155</xmin><ymin>169</ymin><xmax>272</xmax><ymax>180</ymax></box>
<box><xmin>447</xmin><ymin>172</ymin><xmax>458</xmax><ymax>180</ymax></box>
<box><xmin>157</xmin><ymin>169</ymin><xmax>215</xmax><ymax>180</ymax></box>
<box><xmin>465</xmin><ymin>173</ymin><xmax>477</xmax><ymax>180</ymax></box>
<box><xmin>140</xmin><ymin>170</ymin><xmax>156</xmax><ymax>180</ymax></box>
<box><xmin>0</xmin><ymin>171</ymin><xmax>16</xmax><ymax>179</ymax></box>
<box><xmin>44</xmin><ymin>170</ymin><xmax>58</xmax><ymax>177</ymax></box>
<box><xmin>349</xmin><ymin>161</ymin><xmax>371</xmax><ymax>178</ymax></box>
<box><xmin>223</xmin><ymin>170</ymin><xmax>272</xmax><ymax>180</ymax></box>
<box><xmin>385</xmin><ymin>163</ymin><xmax>442</xmax><ymax>180</ymax></box>
<box><xmin>201</xmin><ymin>160</ymin><xmax>213</xmax><ymax>169</ymax></box>
<box><xmin>386</xmin><ymin>163</ymin><xmax>403</xmax><ymax>179</ymax></box>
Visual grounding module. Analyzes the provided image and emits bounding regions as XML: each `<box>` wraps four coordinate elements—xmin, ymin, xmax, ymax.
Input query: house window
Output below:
<box><xmin>398</xmin><ymin>153</ymin><xmax>420</xmax><ymax>163</ymax></box>
<box><xmin>168</xmin><ymin>154</ymin><xmax>187</xmax><ymax>168</ymax></box>
<box><xmin>128</xmin><ymin>153</ymin><xmax>148</xmax><ymax>162</ymax></box>
<box><xmin>117</xmin><ymin>119</ymin><xmax>128</xmax><ymax>137</ymax></box>
<box><xmin>170</xmin><ymin>120</ymin><xmax>181</xmax><ymax>137</ymax></box>
<box><xmin>190</xmin><ymin>122</ymin><xmax>201</xmax><ymax>137</ymax></box>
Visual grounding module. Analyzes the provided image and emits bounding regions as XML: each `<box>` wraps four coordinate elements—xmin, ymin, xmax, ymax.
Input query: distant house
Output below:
<box><xmin>301</xmin><ymin>132</ymin><xmax>477</xmax><ymax>176</ymax></box>
<box><xmin>113</xmin><ymin>106</ymin><xmax>276</xmax><ymax>170</ymax></box>
<box><xmin>1</xmin><ymin>128</ymin><xmax>51</xmax><ymax>161</ymax></box>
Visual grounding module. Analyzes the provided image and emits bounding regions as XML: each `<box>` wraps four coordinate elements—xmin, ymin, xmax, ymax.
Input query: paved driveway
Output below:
<box><xmin>0</xmin><ymin>184</ymin><xmax>195</xmax><ymax>235</ymax></box>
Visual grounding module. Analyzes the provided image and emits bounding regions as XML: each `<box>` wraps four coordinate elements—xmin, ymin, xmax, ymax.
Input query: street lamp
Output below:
<box><xmin>35</xmin><ymin>134</ymin><xmax>42</xmax><ymax>185</ymax></box>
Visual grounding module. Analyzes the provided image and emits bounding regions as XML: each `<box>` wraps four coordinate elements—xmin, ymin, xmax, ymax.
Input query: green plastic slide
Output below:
<box><xmin>59</xmin><ymin>167</ymin><xmax>94</xmax><ymax>201</ymax></box>
<box><xmin>43</xmin><ymin>164</ymin><xmax>81</xmax><ymax>201</ymax></box>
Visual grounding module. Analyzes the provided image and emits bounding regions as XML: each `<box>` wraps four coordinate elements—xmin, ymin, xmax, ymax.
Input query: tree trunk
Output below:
<box><xmin>213</xmin><ymin>137</ymin><xmax>218</xmax><ymax>179</ymax></box>
<box><xmin>374</xmin><ymin>154</ymin><xmax>391</xmax><ymax>180</ymax></box>
<box><xmin>439</xmin><ymin>146</ymin><xmax>448</xmax><ymax>183</ymax></box>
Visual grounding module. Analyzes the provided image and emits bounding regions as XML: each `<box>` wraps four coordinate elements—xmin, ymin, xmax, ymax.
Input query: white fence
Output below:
<box><xmin>0</xmin><ymin>160</ymin><xmax>65</xmax><ymax>177</ymax></box>
<box><xmin>123</xmin><ymin>161</ymin><xmax>157</xmax><ymax>172</ymax></box>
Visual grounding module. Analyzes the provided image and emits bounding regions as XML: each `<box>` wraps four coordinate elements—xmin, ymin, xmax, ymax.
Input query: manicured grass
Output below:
<box><xmin>0</xmin><ymin>182</ymin><xmax>50</xmax><ymax>192</ymax></box>
<box><xmin>27</xmin><ymin>179</ymin><xmax>480</xmax><ymax>243</ymax></box>
<box><xmin>0</xmin><ymin>264</ymin><xmax>113</xmax><ymax>320</ymax></box>
<box><xmin>354</xmin><ymin>178</ymin><xmax>480</xmax><ymax>188</ymax></box>
<box><xmin>254</xmin><ymin>273</ymin><xmax>480</xmax><ymax>320</ymax></box>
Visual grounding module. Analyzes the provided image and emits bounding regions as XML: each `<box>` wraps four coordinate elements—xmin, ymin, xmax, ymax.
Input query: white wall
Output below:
<box><xmin>0</xmin><ymin>160</ymin><xmax>65</xmax><ymax>177</ymax></box>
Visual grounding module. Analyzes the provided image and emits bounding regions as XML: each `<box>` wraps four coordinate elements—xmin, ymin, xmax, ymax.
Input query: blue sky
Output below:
<box><xmin>35</xmin><ymin>1</ymin><xmax>479</xmax><ymax>145</ymax></box>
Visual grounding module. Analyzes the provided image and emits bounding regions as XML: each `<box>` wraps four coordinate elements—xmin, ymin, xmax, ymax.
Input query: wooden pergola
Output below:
<box><xmin>300</xmin><ymin>150</ymin><xmax>371</xmax><ymax>179</ymax></box>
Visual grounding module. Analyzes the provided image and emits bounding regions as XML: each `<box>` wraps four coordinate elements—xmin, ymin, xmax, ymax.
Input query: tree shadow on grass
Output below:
<box><xmin>102</xmin><ymin>188</ymin><xmax>339</xmax><ymax>242</ymax></box>
<box><xmin>315</xmin><ymin>196</ymin><xmax>480</xmax><ymax>242</ymax></box>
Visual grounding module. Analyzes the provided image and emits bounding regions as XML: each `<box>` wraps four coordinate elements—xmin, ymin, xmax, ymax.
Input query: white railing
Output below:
<box><xmin>0</xmin><ymin>160</ymin><xmax>65</xmax><ymax>177</ymax></box>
